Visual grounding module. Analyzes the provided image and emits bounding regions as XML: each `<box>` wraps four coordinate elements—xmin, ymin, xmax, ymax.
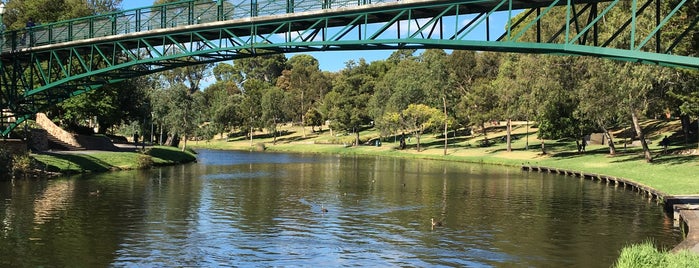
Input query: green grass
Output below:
<box><xmin>614</xmin><ymin>241</ymin><xmax>699</xmax><ymax>268</ymax></box>
<box><xmin>32</xmin><ymin>146</ymin><xmax>196</xmax><ymax>174</ymax></box>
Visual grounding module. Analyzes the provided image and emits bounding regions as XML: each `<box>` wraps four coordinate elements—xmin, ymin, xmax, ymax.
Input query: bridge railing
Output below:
<box><xmin>0</xmin><ymin>0</ymin><xmax>390</xmax><ymax>53</ymax></box>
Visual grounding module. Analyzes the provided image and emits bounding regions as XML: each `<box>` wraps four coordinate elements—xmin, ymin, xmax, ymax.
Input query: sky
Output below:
<box><xmin>120</xmin><ymin>0</ymin><xmax>393</xmax><ymax>72</ymax></box>
<box><xmin>119</xmin><ymin>0</ymin><xmax>515</xmax><ymax>73</ymax></box>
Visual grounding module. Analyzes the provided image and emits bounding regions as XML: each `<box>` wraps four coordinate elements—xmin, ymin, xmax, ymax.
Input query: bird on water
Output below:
<box><xmin>431</xmin><ymin>218</ymin><xmax>443</xmax><ymax>229</ymax></box>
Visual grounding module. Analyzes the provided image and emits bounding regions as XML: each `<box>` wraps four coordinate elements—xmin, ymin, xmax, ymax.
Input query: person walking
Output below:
<box><xmin>22</xmin><ymin>18</ymin><xmax>36</xmax><ymax>45</ymax></box>
<box><xmin>660</xmin><ymin>135</ymin><xmax>669</xmax><ymax>154</ymax></box>
<box><xmin>133</xmin><ymin>132</ymin><xmax>139</xmax><ymax>148</ymax></box>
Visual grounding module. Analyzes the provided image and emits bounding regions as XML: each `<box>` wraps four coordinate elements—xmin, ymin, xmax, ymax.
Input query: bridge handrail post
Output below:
<box><xmin>217</xmin><ymin>0</ymin><xmax>224</xmax><ymax>21</ymax></box>
<box><xmin>160</xmin><ymin>5</ymin><xmax>166</xmax><ymax>29</ymax></box>
<box><xmin>88</xmin><ymin>18</ymin><xmax>94</xmax><ymax>39</ymax></box>
<box><xmin>67</xmin><ymin>21</ymin><xmax>73</xmax><ymax>42</ymax></box>
<box><xmin>188</xmin><ymin>1</ymin><xmax>194</xmax><ymax>25</ymax></box>
<box><xmin>10</xmin><ymin>31</ymin><xmax>16</xmax><ymax>52</ymax></box>
<box><xmin>135</xmin><ymin>9</ymin><xmax>141</xmax><ymax>32</ymax></box>
<box><xmin>251</xmin><ymin>0</ymin><xmax>258</xmax><ymax>17</ymax></box>
<box><xmin>287</xmin><ymin>0</ymin><xmax>294</xmax><ymax>13</ymax></box>
<box><xmin>111</xmin><ymin>14</ymin><xmax>117</xmax><ymax>35</ymax></box>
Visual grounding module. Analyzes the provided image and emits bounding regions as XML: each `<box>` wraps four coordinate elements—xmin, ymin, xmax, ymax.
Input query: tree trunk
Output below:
<box><xmin>680</xmin><ymin>114</ymin><xmax>690</xmax><ymax>144</ymax></box>
<box><xmin>540</xmin><ymin>130</ymin><xmax>546</xmax><ymax>155</ymax></box>
<box><xmin>273</xmin><ymin>118</ymin><xmax>277</xmax><ymax>145</ymax></box>
<box><xmin>599</xmin><ymin>123</ymin><xmax>617</xmax><ymax>155</ymax></box>
<box><xmin>301</xmin><ymin>118</ymin><xmax>306</xmax><ymax>138</ymax></box>
<box><xmin>165</xmin><ymin>134</ymin><xmax>174</xmax><ymax>146</ymax></box>
<box><xmin>416</xmin><ymin>129</ymin><xmax>422</xmax><ymax>152</ymax></box>
<box><xmin>443</xmin><ymin>97</ymin><xmax>448</xmax><ymax>156</ymax></box>
<box><xmin>302</xmin><ymin>90</ymin><xmax>306</xmax><ymax>138</ymax></box>
<box><xmin>506</xmin><ymin>118</ymin><xmax>512</xmax><ymax>152</ymax></box>
<box><xmin>481</xmin><ymin>123</ymin><xmax>488</xmax><ymax>146</ymax></box>
<box><xmin>182</xmin><ymin>132</ymin><xmax>187</xmax><ymax>152</ymax></box>
<box><xmin>355</xmin><ymin>130</ymin><xmax>360</xmax><ymax>147</ymax></box>
<box><xmin>250</xmin><ymin>126</ymin><xmax>254</xmax><ymax>147</ymax></box>
<box><xmin>631</xmin><ymin>110</ymin><xmax>653</xmax><ymax>163</ymax></box>
<box><xmin>525</xmin><ymin>119</ymin><xmax>529</xmax><ymax>150</ymax></box>
<box><xmin>182</xmin><ymin>107</ymin><xmax>188</xmax><ymax>151</ymax></box>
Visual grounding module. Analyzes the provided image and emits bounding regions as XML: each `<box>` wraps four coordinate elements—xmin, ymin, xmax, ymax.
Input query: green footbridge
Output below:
<box><xmin>1</xmin><ymin>0</ymin><xmax>697</xmax><ymax>136</ymax></box>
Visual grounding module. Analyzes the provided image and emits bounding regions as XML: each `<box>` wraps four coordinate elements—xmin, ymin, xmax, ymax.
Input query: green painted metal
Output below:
<box><xmin>1</xmin><ymin>0</ymin><xmax>698</xmax><ymax>136</ymax></box>
<box><xmin>636</xmin><ymin>0</ymin><xmax>687</xmax><ymax>51</ymax></box>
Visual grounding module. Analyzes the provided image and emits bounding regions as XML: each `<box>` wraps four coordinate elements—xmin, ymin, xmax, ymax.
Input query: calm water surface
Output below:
<box><xmin>0</xmin><ymin>150</ymin><xmax>680</xmax><ymax>267</ymax></box>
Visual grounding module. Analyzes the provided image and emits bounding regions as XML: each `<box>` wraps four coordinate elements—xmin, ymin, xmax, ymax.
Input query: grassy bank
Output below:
<box><xmin>191</xmin><ymin>121</ymin><xmax>699</xmax><ymax>264</ymax></box>
<box><xmin>614</xmin><ymin>241</ymin><xmax>699</xmax><ymax>268</ymax></box>
<box><xmin>32</xmin><ymin>146</ymin><xmax>196</xmax><ymax>174</ymax></box>
<box><xmin>191</xmin><ymin>120</ymin><xmax>699</xmax><ymax>195</ymax></box>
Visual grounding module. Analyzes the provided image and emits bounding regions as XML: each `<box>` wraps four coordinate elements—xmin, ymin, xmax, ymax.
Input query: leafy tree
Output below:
<box><xmin>4</xmin><ymin>0</ymin><xmax>122</xmax><ymax>30</ymax></box>
<box><xmin>613</xmin><ymin>62</ymin><xmax>676</xmax><ymax>162</ymax></box>
<box><xmin>493</xmin><ymin>54</ymin><xmax>521</xmax><ymax>152</ymax></box>
<box><xmin>238</xmin><ymin>78</ymin><xmax>267</xmax><ymax>146</ymax></box>
<box><xmin>277</xmin><ymin>54</ymin><xmax>330</xmax><ymax>137</ymax></box>
<box><xmin>54</xmin><ymin>78</ymin><xmax>149</xmax><ymax>134</ymax></box>
<box><xmin>202</xmin><ymin>79</ymin><xmax>242</xmax><ymax>137</ymax></box>
<box><xmin>159</xmin><ymin>83</ymin><xmax>197</xmax><ymax>149</ymax></box>
<box><xmin>419</xmin><ymin>49</ymin><xmax>452</xmax><ymax>154</ymax></box>
<box><xmin>374</xmin><ymin>59</ymin><xmax>428</xmax><ymax>114</ymax></box>
<box><xmin>385</xmin><ymin>104</ymin><xmax>444</xmax><ymax>152</ymax></box>
<box><xmin>304</xmin><ymin>108</ymin><xmax>324</xmax><ymax>133</ymax></box>
<box><xmin>261</xmin><ymin>87</ymin><xmax>286</xmax><ymax>144</ymax></box>
<box><xmin>668</xmin><ymin>70</ymin><xmax>699</xmax><ymax>144</ymax></box>
<box><xmin>457</xmin><ymin>79</ymin><xmax>498</xmax><ymax>146</ymax></box>
<box><xmin>575</xmin><ymin>58</ymin><xmax>624</xmax><ymax>155</ymax></box>
<box><xmin>234</xmin><ymin>54</ymin><xmax>287</xmax><ymax>85</ymax></box>
<box><xmin>322</xmin><ymin>60</ymin><xmax>375</xmax><ymax>145</ymax></box>
<box><xmin>446</xmin><ymin>50</ymin><xmax>478</xmax><ymax>131</ymax></box>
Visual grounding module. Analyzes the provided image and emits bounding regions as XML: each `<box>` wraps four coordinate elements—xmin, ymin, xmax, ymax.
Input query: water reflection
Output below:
<box><xmin>0</xmin><ymin>150</ymin><xmax>681</xmax><ymax>267</ymax></box>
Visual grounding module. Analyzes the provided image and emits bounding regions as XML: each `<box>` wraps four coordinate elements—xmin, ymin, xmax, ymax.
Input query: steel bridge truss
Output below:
<box><xmin>1</xmin><ymin>0</ymin><xmax>697</xmax><ymax>136</ymax></box>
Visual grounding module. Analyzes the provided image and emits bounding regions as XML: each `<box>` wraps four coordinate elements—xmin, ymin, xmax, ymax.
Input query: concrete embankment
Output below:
<box><xmin>521</xmin><ymin>165</ymin><xmax>699</xmax><ymax>254</ymax></box>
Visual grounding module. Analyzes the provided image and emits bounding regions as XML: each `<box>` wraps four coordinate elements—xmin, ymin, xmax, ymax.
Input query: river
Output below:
<box><xmin>0</xmin><ymin>149</ymin><xmax>680</xmax><ymax>267</ymax></box>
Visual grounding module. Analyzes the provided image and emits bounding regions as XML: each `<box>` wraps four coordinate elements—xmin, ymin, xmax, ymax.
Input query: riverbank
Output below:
<box><xmin>191</xmin><ymin>120</ymin><xmax>699</xmax><ymax>196</ymax></box>
<box><xmin>30</xmin><ymin>145</ymin><xmax>196</xmax><ymax>176</ymax></box>
<box><xmin>190</xmin><ymin>121</ymin><xmax>699</xmax><ymax>263</ymax></box>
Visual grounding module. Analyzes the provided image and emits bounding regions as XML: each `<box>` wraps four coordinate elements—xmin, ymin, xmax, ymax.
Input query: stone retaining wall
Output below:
<box><xmin>30</xmin><ymin>129</ymin><xmax>49</xmax><ymax>151</ymax></box>
<box><xmin>35</xmin><ymin>113</ymin><xmax>81</xmax><ymax>148</ymax></box>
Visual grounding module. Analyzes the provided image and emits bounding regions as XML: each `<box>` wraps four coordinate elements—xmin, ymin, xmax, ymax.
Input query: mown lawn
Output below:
<box><xmin>32</xmin><ymin>146</ymin><xmax>196</xmax><ymax>174</ymax></box>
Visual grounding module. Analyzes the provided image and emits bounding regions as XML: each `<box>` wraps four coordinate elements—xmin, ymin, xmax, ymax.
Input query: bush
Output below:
<box><xmin>11</xmin><ymin>154</ymin><xmax>34</xmax><ymax>176</ymax></box>
<box><xmin>136</xmin><ymin>148</ymin><xmax>153</xmax><ymax>168</ymax></box>
<box><xmin>0</xmin><ymin>149</ymin><xmax>10</xmax><ymax>177</ymax></box>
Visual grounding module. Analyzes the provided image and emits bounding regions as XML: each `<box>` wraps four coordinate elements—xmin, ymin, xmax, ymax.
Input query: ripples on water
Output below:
<box><xmin>0</xmin><ymin>150</ymin><xmax>680</xmax><ymax>267</ymax></box>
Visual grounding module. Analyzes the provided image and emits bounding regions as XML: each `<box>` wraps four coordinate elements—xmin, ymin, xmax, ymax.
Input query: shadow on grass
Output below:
<box><xmin>650</xmin><ymin>154</ymin><xmax>697</xmax><ymax>165</ymax></box>
<box><xmin>148</xmin><ymin>147</ymin><xmax>196</xmax><ymax>163</ymax></box>
<box><xmin>226</xmin><ymin>130</ymin><xmax>321</xmax><ymax>144</ymax></box>
<box><xmin>39</xmin><ymin>152</ymin><xmax>113</xmax><ymax>172</ymax></box>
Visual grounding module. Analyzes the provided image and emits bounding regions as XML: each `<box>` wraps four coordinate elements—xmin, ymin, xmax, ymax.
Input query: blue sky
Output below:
<box><xmin>120</xmin><ymin>0</ymin><xmax>515</xmax><ymax>73</ymax></box>
<box><xmin>120</xmin><ymin>0</ymin><xmax>392</xmax><ymax>72</ymax></box>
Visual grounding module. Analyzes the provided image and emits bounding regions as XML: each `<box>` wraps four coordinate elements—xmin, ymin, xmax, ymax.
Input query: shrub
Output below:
<box><xmin>0</xmin><ymin>149</ymin><xmax>10</xmax><ymax>177</ymax></box>
<box><xmin>137</xmin><ymin>148</ymin><xmax>153</xmax><ymax>168</ymax></box>
<box><xmin>11</xmin><ymin>154</ymin><xmax>35</xmax><ymax>176</ymax></box>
